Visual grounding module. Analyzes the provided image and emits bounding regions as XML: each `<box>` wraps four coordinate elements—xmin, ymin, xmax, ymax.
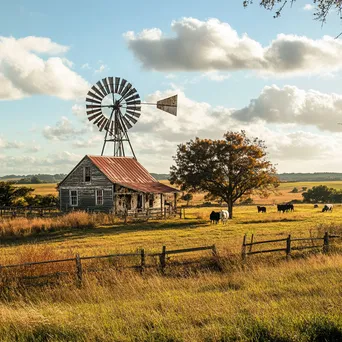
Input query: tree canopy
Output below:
<box><xmin>0</xmin><ymin>182</ymin><xmax>34</xmax><ymax>206</ymax></box>
<box><xmin>169</xmin><ymin>131</ymin><xmax>279</xmax><ymax>218</ymax></box>
<box><xmin>243</xmin><ymin>1</ymin><xmax>342</xmax><ymax>24</ymax></box>
<box><xmin>302</xmin><ymin>185</ymin><xmax>342</xmax><ymax>203</ymax></box>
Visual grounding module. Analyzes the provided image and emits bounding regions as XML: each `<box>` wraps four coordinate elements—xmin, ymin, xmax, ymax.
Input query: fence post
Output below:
<box><xmin>140</xmin><ymin>249</ymin><xmax>145</xmax><ymax>274</ymax></box>
<box><xmin>75</xmin><ymin>253</ymin><xmax>83</xmax><ymax>288</ymax></box>
<box><xmin>286</xmin><ymin>234</ymin><xmax>291</xmax><ymax>258</ymax></box>
<box><xmin>249</xmin><ymin>234</ymin><xmax>254</xmax><ymax>253</ymax></box>
<box><xmin>159</xmin><ymin>246</ymin><xmax>166</xmax><ymax>274</ymax></box>
<box><xmin>179</xmin><ymin>208</ymin><xmax>182</xmax><ymax>219</ymax></box>
<box><xmin>164</xmin><ymin>207</ymin><xmax>167</xmax><ymax>219</ymax></box>
<box><xmin>183</xmin><ymin>208</ymin><xmax>186</xmax><ymax>219</ymax></box>
<box><xmin>323</xmin><ymin>232</ymin><xmax>330</xmax><ymax>253</ymax></box>
<box><xmin>241</xmin><ymin>234</ymin><xmax>247</xmax><ymax>261</ymax></box>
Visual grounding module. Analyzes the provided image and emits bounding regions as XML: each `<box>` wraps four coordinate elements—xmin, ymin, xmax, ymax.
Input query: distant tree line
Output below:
<box><xmin>302</xmin><ymin>185</ymin><xmax>342</xmax><ymax>203</ymax></box>
<box><xmin>0</xmin><ymin>182</ymin><xmax>58</xmax><ymax>207</ymax></box>
<box><xmin>0</xmin><ymin>174</ymin><xmax>66</xmax><ymax>184</ymax></box>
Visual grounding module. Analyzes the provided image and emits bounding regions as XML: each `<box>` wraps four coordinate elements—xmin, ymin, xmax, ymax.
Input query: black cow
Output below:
<box><xmin>210</xmin><ymin>211</ymin><xmax>220</xmax><ymax>224</ymax></box>
<box><xmin>314</xmin><ymin>204</ymin><xmax>319</xmax><ymax>208</ymax></box>
<box><xmin>257</xmin><ymin>206</ymin><xmax>266</xmax><ymax>213</ymax></box>
<box><xmin>322</xmin><ymin>204</ymin><xmax>333</xmax><ymax>212</ymax></box>
<box><xmin>277</xmin><ymin>204</ymin><xmax>294</xmax><ymax>213</ymax></box>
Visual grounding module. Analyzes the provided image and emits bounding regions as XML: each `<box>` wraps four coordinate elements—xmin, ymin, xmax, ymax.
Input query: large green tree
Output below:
<box><xmin>0</xmin><ymin>182</ymin><xmax>34</xmax><ymax>206</ymax></box>
<box><xmin>169</xmin><ymin>131</ymin><xmax>279</xmax><ymax>218</ymax></box>
<box><xmin>243</xmin><ymin>1</ymin><xmax>342</xmax><ymax>24</ymax></box>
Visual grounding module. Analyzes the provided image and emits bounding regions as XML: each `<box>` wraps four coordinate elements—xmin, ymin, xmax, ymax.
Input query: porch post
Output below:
<box><xmin>173</xmin><ymin>192</ymin><xmax>177</xmax><ymax>211</ymax></box>
<box><xmin>160</xmin><ymin>193</ymin><xmax>163</xmax><ymax>216</ymax></box>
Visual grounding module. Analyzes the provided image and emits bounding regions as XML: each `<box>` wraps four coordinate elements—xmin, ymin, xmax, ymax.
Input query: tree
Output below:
<box><xmin>169</xmin><ymin>131</ymin><xmax>279</xmax><ymax>218</ymax></box>
<box><xmin>291</xmin><ymin>187</ymin><xmax>299</xmax><ymax>193</ymax></box>
<box><xmin>0</xmin><ymin>182</ymin><xmax>34</xmax><ymax>206</ymax></box>
<box><xmin>302</xmin><ymin>186</ymin><xmax>308</xmax><ymax>192</ymax></box>
<box><xmin>243</xmin><ymin>1</ymin><xmax>342</xmax><ymax>24</ymax></box>
<box><xmin>302</xmin><ymin>185</ymin><xmax>333</xmax><ymax>203</ymax></box>
<box><xmin>181</xmin><ymin>193</ymin><xmax>193</xmax><ymax>206</ymax></box>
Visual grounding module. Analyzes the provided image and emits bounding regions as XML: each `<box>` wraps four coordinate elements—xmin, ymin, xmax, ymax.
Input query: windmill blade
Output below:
<box><xmin>157</xmin><ymin>95</ymin><xmax>178</xmax><ymax>116</ymax></box>
<box><xmin>87</xmin><ymin>109</ymin><xmax>102</xmax><ymax>115</ymax></box>
<box><xmin>96</xmin><ymin>116</ymin><xmax>106</xmax><ymax>127</ymax></box>
<box><xmin>99</xmin><ymin>118</ymin><xmax>108</xmax><ymax>131</ymax></box>
<box><xmin>125</xmin><ymin>93</ymin><xmax>140</xmax><ymax>103</ymax></box>
<box><xmin>125</xmin><ymin>114</ymin><xmax>137</xmax><ymax>125</ymax></box>
<box><xmin>108</xmin><ymin>77</ymin><xmax>114</xmax><ymax>93</ymax></box>
<box><xmin>86</xmin><ymin>104</ymin><xmax>101</xmax><ymax>110</ymax></box>
<box><xmin>115</xmin><ymin>77</ymin><xmax>121</xmax><ymax>93</ymax></box>
<box><xmin>118</xmin><ymin>79</ymin><xmax>127</xmax><ymax>95</ymax></box>
<box><xmin>124</xmin><ymin>88</ymin><xmax>137</xmax><ymax>100</ymax></box>
<box><xmin>93</xmin><ymin>115</ymin><xmax>104</xmax><ymax>125</ymax></box>
<box><xmin>86</xmin><ymin>97</ymin><xmax>102</xmax><ymax>104</ymax></box>
<box><xmin>122</xmin><ymin>116</ymin><xmax>133</xmax><ymax>129</ymax></box>
<box><xmin>126</xmin><ymin>109</ymin><xmax>141</xmax><ymax>118</ymax></box>
<box><xmin>91</xmin><ymin>85</ymin><xmax>105</xmax><ymax>99</ymax></box>
<box><xmin>126</xmin><ymin>100</ymin><xmax>141</xmax><ymax>106</ymax></box>
<box><xmin>88</xmin><ymin>112</ymin><xmax>102</xmax><ymax>121</ymax></box>
<box><xmin>96</xmin><ymin>81</ymin><xmax>107</xmax><ymax>97</ymax></box>
<box><xmin>104</xmin><ymin>120</ymin><xmax>111</xmax><ymax>131</ymax></box>
<box><xmin>87</xmin><ymin>91</ymin><xmax>103</xmax><ymax>102</ymax></box>
<box><xmin>126</xmin><ymin>105</ymin><xmax>141</xmax><ymax>111</ymax></box>
<box><xmin>102</xmin><ymin>78</ymin><xmax>110</xmax><ymax>94</ymax></box>
<box><xmin>121</xmin><ymin>83</ymin><xmax>132</xmax><ymax>98</ymax></box>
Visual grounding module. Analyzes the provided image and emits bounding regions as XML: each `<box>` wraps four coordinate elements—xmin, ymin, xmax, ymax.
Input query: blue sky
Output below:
<box><xmin>1</xmin><ymin>0</ymin><xmax>342</xmax><ymax>175</ymax></box>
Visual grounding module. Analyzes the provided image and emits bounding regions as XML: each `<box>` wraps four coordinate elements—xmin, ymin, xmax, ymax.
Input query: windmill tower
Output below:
<box><xmin>86</xmin><ymin>77</ymin><xmax>177</xmax><ymax>158</ymax></box>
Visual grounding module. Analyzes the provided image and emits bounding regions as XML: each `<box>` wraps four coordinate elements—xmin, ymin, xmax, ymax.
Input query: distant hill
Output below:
<box><xmin>150</xmin><ymin>173</ymin><xmax>170</xmax><ymax>181</ymax></box>
<box><xmin>277</xmin><ymin>173</ymin><xmax>342</xmax><ymax>182</ymax></box>
<box><xmin>0</xmin><ymin>174</ymin><xmax>66</xmax><ymax>184</ymax></box>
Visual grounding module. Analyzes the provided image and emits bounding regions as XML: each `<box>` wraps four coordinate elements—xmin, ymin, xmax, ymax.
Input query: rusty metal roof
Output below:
<box><xmin>88</xmin><ymin>155</ymin><xmax>179</xmax><ymax>194</ymax></box>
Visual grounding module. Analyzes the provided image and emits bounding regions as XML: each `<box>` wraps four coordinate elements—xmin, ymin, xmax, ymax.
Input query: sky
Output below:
<box><xmin>1</xmin><ymin>0</ymin><xmax>342</xmax><ymax>176</ymax></box>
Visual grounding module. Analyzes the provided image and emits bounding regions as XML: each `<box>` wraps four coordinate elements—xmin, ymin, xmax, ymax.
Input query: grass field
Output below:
<box><xmin>2</xmin><ymin>183</ymin><xmax>342</xmax><ymax>341</ymax></box>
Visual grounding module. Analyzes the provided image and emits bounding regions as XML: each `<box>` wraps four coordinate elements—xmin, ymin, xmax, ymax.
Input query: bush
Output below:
<box><xmin>291</xmin><ymin>187</ymin><xmax>299</xmax><ymax>193</ymax></box>
<box><xmin>240</xmin><ymin>197</ymin><xmax>254</xmax><ymax>205</ymax></box>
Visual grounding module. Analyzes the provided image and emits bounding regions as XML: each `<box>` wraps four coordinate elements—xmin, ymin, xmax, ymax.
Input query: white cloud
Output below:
<box><xmin>72</xmin><ymin>135</ymin><xmax>103</xmax><ymax>148</ymax></box>
<box><xmin>81</xmin><ymin>63</ymin><xmax>91</xmax><ymax>70</ymax></box>
<box><xmin>95</xmin><ymin>64</ymin><xmax>107</xmax><ymax>73</ymax></box>
<box><xmin>0</xmin><ymin>137</ymin><xmax>23</xmax><ymax>149</ymax></box>
<box><xmin>43</xmin><ymin>117</ymin><xmax>86</xmax><ymax>141</ymax></box>
<box><xmin>232</xmin><ymin>85</ymin><xmax>342</xmax><ymax>132</ymax></box>
<box><xmin>202</xmin><ymin>71</ymin><xmax>231</xmax><ymax>82</ymax></box>
<box><xmin>0</xmin><ymin>36</ymin><xmax>89</xmax><ymax>100</ymax></box>
<box><xmin>303</xmin><ymin>4</ymin><xmax>314</xmax><ymax>11</ymax></box>
<box><xmin>125</xmin><ymin>17</ymin><xmax>342</xmax><ymax>76</ymax></box>
<box><xmin>72</xmin><ymin>104</ymin><xmax>85</xmax><ymax>118</ymax></box>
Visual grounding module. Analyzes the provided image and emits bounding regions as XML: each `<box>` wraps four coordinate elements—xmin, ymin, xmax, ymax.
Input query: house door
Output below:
<box><xmin>137</xmin><ymin>194</ymin><xmax>143</xmax><ymax>210</ymax></box>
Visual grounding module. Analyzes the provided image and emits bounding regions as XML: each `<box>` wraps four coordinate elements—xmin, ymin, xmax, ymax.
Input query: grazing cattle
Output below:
<box><xmin>257</xmin><ymin>206</ymin><xmax>266</xmax><ymax>213</ymax></box>
<box><xmin>210</xmin><ymin>211</ymin><xmax>220</xmax><ymax>224</ymax></box>
<box><xmin>220</xmin><ymin>210</ymin><xmax>229</xmax><ymax>224</ymax></box>
<box><xmin>314</xmin><ymin>204</ymin><xmax>319</xmax><ymax>208</ymax></box>
<box><xmin>277</xmin><ymin>204</ymin><xmax>294</xmax><ymax>213</ymax></box>
<box><xmin>322</xmin><ymin>204</ymin><xmax>333</xmax><ymax>212</ymax></box>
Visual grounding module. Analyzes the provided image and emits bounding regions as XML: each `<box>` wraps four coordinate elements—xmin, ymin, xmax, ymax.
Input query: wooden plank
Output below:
<box><xmin>247</xmin><ymin>248</ymin><xmax>287</xmax><ymax>255</ymax></box>
<box><xmin>166</xmin><ymin>245</ymin><xmax>215</xmax><ymax>255</ymax></box>
<box><xmin>291</xmin><ymin>245</ymin><xmax>321</xmax><ymax>251</ymax></box>
<box><xmin>1</xmin><ymin>257</ymin><xmax>75</xmax><ymax>269</ymax></box>
<box><xmin>291</xmin><ymin>237</ymin><xmax>323</xmax><ymax>242</ymax></box>
<box><xmin>245</xmin><ymin>238</ymin><xmax>288</xmax><ymax>246</ymax></box>
<box><xmin>80</xmin><ymin>253</ymin><xmax>140</xmax><ymax>260</ymax></box>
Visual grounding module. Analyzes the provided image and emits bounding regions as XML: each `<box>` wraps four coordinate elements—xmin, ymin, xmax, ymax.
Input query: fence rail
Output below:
<box><xmin>242</xmin><ymin>232</ymin><xmax>340</xmax><ymax>260</ymax></box>
<box><xmin>0</xmin><ymin>206</ymin><xmax>59</xmax><ymax>218</ymax></box>
<box><xmin>0</xmin><ymin>244</ymin><xmax>217</xmax><ymax>288</ymax></box>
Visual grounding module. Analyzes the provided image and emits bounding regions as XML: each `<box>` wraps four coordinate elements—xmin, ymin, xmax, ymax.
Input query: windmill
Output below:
<box><xmin>86</xmin><ymin>77</ymin><xmax>177</xmax><ymax>158</ymax></box>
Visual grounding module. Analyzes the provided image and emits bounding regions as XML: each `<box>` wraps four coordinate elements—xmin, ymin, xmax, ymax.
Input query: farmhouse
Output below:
<box><xmin>58</xmin><ymin>155</ymin><xmax>179</xmax><ymax>215</ymax></box>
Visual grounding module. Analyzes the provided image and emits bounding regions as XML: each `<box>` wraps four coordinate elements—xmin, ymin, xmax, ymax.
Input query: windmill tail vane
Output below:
<box><xmin>85</xmin><ymin>77</ymin><xmax>178</xmax><ymax>158</ymax></box>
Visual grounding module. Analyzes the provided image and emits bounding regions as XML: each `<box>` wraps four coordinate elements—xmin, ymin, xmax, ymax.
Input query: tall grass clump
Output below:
<box><xmin>0</xmin><ymin>212</ymin><xmax>120</xmax><ymax>238</ymax></box>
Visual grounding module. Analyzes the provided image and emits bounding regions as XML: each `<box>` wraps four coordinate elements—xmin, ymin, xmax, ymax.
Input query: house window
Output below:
<box><xmin>96</xmin><ymin>189</ymin><xmax>103</xmax><ymax>205</ymax></box>
<box><xmin>84</xmin><ymin>167</ymin><xmax>91</xmax><ymax>182</ymax></box>
<box><xmin>70</xmin><ymin>190</ymin><xmax>78</xmax><ymax>206</ymax></box>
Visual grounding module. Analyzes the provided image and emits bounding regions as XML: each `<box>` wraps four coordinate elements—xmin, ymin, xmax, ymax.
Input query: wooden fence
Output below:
<box><xmin>0</xmin><ymin>206</ymin><xmax>59</xmax><ymax>218</ymax></box>
<box><xmin>0</xmin><ymin>244</ymin><xmax>217</xmax><ymax>288</ymax></box>
<box><xmin>241</xmin><ymin>232</ymin><xmax>340</xmax><ymax>260</ymax></box>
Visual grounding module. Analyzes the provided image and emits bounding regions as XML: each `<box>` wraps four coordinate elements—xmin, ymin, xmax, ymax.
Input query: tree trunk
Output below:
<box><xmin>228</xmin><ymin>199</ymin><xmax>233</xmax><ymax>219</ymax></box>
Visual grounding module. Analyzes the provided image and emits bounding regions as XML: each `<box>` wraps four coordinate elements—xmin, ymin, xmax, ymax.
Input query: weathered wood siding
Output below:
<box><xmin>59</xmin><ymin>157</ymin><xmax>113</xmax><ymax>212</ymax></box>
